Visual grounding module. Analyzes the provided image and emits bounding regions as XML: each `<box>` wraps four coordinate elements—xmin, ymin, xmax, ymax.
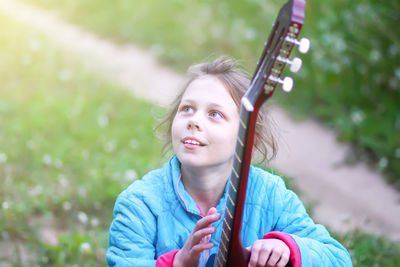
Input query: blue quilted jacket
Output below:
<box><xmin>107</xmin><ymin>155</ymin><xmax>352</xmax><ymax>266</ymax></box>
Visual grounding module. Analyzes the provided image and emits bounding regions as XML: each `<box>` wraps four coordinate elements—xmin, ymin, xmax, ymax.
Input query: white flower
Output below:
<box><xmin>351</xmin><ymin>110</ymin><xmax>365</xmax><ymax>125</ymax></box>
<box><xmin>395</xmin><ymin>148</ymin><xmax>400</xmax><ymax>159</ymax></box>
<box><xmin>2</xmin><ymin>201</ymin><xmax>9</xmax><ymax>210</ymax></box>
<box><xmin>97</xmin><ymin>114</ymin><xmax>109</xmax><ymax>128</ymax></box>
<box><xmin>58</xmin><ymin>174</ymin><xmax>69</xmax><ymax>187</ymax></box>
<box><xmin>90</xmin><ymin>218</ymin><xmax>99</xmax><ymax>227</ymax></box>
<box><xmin>378</xmin><ymin>157</ymin><xmax>388</xmax><ymax>170</ymax></box>
<box><xmin>369</xmin><ymin>50</ymin><xmax>381</xmax><ymax>63</ymax></box>
<box><xmin>29</xmin><ymin>185</ymin><xmax>43</xmax><ymax>197</ymax></box>
<box><xmin>0</xmin><ymin>152</ymin><xmax>7</xmax><ymax>163</ymax></box>
<box><xmin>63</xmin><ymin>201</ymin><xmax>72</xmax><ymax>211</ymax></box>
<box><xmin>244</xmin><ymin>28</ymin><xmax>257</xmax><ymax>40</ymax></box>
<box><xmin>124</xmin><ymin>169</ymin><xmax>138</xmax><ymax>182</ymax></box>
<box><xmin>43</xmin><ymin>154</ymin><xmax>52</xmax><ymax>165</ymax></box>
<box><xmin>77</xmin><ymin>211</ymin><xmax>88</xmax><ymax>224</ymax></box>
<box><xmin>395</xmin><ymin>68</ymin><xmax>400</xmax><ymax>80</ymax></box>
<box><xmin>79</xmin><ymin>242</ymin><xmax>92</xmax><ymax>255</ymax></box>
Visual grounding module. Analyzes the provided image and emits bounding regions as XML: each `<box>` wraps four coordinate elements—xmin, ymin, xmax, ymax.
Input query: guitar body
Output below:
<box><xmin>207</xmin><ymin>0</ymin><xmax>308</xmax><ymax>266</ymax></box>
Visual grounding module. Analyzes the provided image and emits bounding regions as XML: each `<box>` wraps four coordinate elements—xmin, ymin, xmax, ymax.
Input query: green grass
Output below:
<box><xmin>19</xmin><ymin>0</ymin><xmax>400</xmax><ymax>187</ymax></box>
<box><xmin>1</xmin><ymin>6</ymin><xmax>400</xmax><ymax>267</ymax></box>
<box><xmin>0</xmin><ymin>13</ymin><xmax>163</xmax><ymax>266</ymax></box>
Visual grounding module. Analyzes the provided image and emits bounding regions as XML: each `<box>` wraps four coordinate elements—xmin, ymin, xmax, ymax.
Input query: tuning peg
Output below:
<box><xmin>281</xmin><ymin>77</ymin><xmax>294</xmax><ymax>92</ymax></box>
<box><xmin>278</xmin><ymin>56</ymin><xmax>302</xmax><ymax>73</ymax></box>
<box><xmin>297</xmin><ymin>38</ymin><xmax>310</xmax><ymax>53</ymax></box>
<box><xmin>285</xmin><ymin>37</ymin><xmax>310</xmax><ymax>54</ymax></box>
<box><xmin>269</xmin><ymin>76</ymin><xmax>294</xmax><ymax>92</ymax></box>
<box><xmin>289</xmin><ymin>57</ymin><xmax>302</xmax><ymax>73</ymax></box>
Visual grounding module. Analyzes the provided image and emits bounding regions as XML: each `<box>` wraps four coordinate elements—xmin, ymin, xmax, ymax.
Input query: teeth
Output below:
<box><xmin>184</xmin><ymin>140</ymin><xmax>200</xmax><ymax>145</ymax></box>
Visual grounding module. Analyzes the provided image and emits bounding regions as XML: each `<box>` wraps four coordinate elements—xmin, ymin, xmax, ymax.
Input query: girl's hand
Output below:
<box><xmin>173</xmin><ymin>207</ymin><xmax>220</xmax><ymax>267</ymax></box>
<box><xmin>247</xmin><ymin>239</ymin><xmax>290</xmax><ymax>267</ymax></box>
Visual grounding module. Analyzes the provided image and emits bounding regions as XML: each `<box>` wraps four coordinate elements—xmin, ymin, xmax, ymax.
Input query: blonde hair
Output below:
<box><xmin>157</xmin><ymin>56</ymin><xmax>277</xmax><ymax>162</ymax></box>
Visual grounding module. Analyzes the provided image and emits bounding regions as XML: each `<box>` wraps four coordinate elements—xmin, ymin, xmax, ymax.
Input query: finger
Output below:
<box><xmin>248</xmin><ymin>241</ymin><xmax>262</xmax><ymax>267</ymax></box>
<box><xmin>257</xmin><ymin>244</ymin><xmax>271</xmax><ymax>266</ymax></box>
<box><xmin>194</xmin><ymin>213</ymin><xmax>220</xmax><ymax>231</ymax></box>
<box><xmin>192</xmin><ymin>226</ymin><xmax>215</xmax><ymax>244</ymax></box>
<box><xmin>206</xmin><ymin>207</ymin><xmax>218</xmax><ymax>216</ymax></box>
<box><xmin>191</xmin><ymin>240</ymin><xmax>214</xmax><ymax>254</ymax></box>
<box><xmin>266</xmin><ymin>250</ymin><xmax>281</xmax><ymax>267</ymax></box>
<box><xmin>275</xmin><ymin>252</ymin><xmax>290</xmax><ymax>267</ymax></box>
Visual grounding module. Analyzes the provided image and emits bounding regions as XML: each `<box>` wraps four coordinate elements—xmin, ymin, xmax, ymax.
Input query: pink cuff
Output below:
<box><xmin>263</xmin><ymin>231</ymin><xmax>301</xmax><ymax>267</ymax></box>
<box><xmin>156</xmin><ymin>249</ymin><xmax>180</xmax><ymax>267</ymax></box>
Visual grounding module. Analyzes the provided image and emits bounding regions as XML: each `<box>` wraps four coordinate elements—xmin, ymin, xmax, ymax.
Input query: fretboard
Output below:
<box><xmin>214</xmin><ymin>104</ymin><xmax>255</xmax><ymax>266</ymax></box>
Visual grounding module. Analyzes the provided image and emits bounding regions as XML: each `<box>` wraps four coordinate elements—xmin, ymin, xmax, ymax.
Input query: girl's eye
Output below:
<box><xmin>181</xmin><ymin>105</ymin><xmax>194</xmax><ymax>113</ymax></box>
<box><xmin>210</xmin><ymin>111</ymin><xmax>223</xmax><ymax>119</ymax></box>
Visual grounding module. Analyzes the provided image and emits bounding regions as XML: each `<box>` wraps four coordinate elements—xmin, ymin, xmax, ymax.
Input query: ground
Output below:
<box><xmin>1</xmin><ymin>0</ymin><xmax>399</xmax><ymax>241</ymax></box>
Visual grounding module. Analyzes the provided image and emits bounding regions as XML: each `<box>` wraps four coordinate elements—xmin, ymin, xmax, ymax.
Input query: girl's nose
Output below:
<box><xmin>187</xmin><ymin>118</ymin><xmax>201</xmax><ymax>131</ymax></box>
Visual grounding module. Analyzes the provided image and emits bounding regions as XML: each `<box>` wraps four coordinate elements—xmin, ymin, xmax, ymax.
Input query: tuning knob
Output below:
<box><xmin>269</xmin><ymin>76</ymin><xmax>294</xmax><ymax>92</ymax></box>
<box><xmin>289</xmin><ymin>57</ymin><xmax>302</xmax><ymax>73</ymax></box>
<box><xmin>298</xmin><ymin>38</ymin><xmax>310</xmax><ymax>53</ymax></box>
<box><xmin>281</xmin><ymin>77</ymin><xmax>294</xmax><ymax>92</ymax></box>
<box><xmin>285</xmin><ymin>37</ymin><xmax>310</xmax><ymax>54</ymax></box>
<box><xmin>277</xmin><ymin>56</ymin><xmax>302</xmax><ymax>73</ymax></box>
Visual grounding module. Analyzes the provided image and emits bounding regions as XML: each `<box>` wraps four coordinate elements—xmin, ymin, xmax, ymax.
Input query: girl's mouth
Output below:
<box><xmin>181</xmin><ymin>137</ymin><xmax>205</xmax><ymax>149</ymax></box>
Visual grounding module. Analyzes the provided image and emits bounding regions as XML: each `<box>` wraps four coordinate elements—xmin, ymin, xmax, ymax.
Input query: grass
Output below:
<box><xmin>19</xmin><ymin>0</ymin><xmax>400</xmax><ymax>187</ymax></box>
<box><xmin>0</xmin><ymin>13</ymin><xmax>163</xmax><ymax>266</ymax></box>
<box><xmin>1</xmin><ymin>5</ymin><xmax>400</xmax><ymax>267</ymax></box>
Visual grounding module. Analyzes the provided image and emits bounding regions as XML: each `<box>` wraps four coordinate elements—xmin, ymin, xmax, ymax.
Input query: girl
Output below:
<box><xmin>106</xmin><ymin>57</ymin><xmax>352</xmax><ymax>267</ymax></box>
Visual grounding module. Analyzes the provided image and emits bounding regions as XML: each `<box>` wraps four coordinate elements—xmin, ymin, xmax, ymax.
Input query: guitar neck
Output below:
<box><xmin>214</xmin><ymin>104</ymin><xmax>258</xmax><ymax>266</ymax></box>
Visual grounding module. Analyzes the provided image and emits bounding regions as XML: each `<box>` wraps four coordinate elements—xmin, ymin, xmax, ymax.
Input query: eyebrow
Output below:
<box><xmin>181</xmin><ymin>99</ymin><xmax>226</xmax><ymax>109</ymax></box>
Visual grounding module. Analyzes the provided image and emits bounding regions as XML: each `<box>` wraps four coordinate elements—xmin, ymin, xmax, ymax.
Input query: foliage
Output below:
<box><xmin>336</xmin><ymin>230</ymin><xmax>400</xmax><ymax>266</ymax></box>
<box><xmin>285</xmin><ymin>0</ymin><xmax>400</xmax><ymax>186</ymax></box>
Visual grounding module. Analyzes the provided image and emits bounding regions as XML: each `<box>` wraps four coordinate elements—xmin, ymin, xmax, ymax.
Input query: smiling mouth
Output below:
<box><xmin>181</xmin><ymin>137</ymin><xmax>205</xmax><ymax>147</ymax></box>
<box><xmin>184</xmin><ymin>139</ymin><xmax>200</xmax><ymax>145</ymax></box>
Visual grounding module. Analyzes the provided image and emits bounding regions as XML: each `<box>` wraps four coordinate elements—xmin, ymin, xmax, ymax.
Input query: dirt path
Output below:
<box><xmin>1</xmin><ymin>0</ymin><xmax>399</xmax><ymax>240</ymax></box>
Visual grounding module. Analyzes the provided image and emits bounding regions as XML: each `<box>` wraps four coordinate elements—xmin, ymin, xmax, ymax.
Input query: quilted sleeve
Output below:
<box><xmin>270</xmin><ymin>177</ymin><xmax>353</xmax><ymax>267</ymax></box>
<box><xmin>106</xmin><ymin>191</ymin><xmax>158</xmax><ymax>266</ymax></box>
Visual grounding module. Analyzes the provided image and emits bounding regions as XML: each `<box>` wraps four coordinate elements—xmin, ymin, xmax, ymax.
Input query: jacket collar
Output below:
<box><xmin>169</xmin><ymin>155</ymin><xmax>229</xmax><ymax>217</ymax></box>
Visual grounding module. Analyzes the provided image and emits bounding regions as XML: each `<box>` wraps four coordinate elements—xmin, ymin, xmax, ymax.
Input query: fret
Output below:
<box><xmin>224</xmin><ymin>217</ymin><xmax>232</xmax><ymax>231</ymax></box>
<box><xmin>220</xmin><ymin>238</ymin><xmax>228</xmax><ymax>252</ymax></box>
<box><xmin>226</xmin><ymin>207</ymin><xmax>233</xmax><ymax>219</ymax></box>
<box><xmin>221</xmin><ymin>252</ymin><xmax>227</xmax><ymax>263</ymax></box>
<box><xmin>217</xmin><ymin>256</ymin><xmax>223</xmax><ymax>266</ymax></box>
<box><xmin>234</xmin><ymin>151</ymin><xmax>242</xmax><ymax>163</ymax></box>
<box><xmin>232</xmin><ymin>167</ymin><xmax>239</xmax><ymax>179</ymax></box>
<box><xmin>239</xmin><ymin>118</ymin><xmax>247</xmax><ymax>129</ymax></box>
<box><xmin>229</xmin><ymin>180</ymin><xmax>237</xmax><ymax>193</ymax></box>
<box><xmin>237</xmin><ymin>136</ymin><xmax>244</xmax><ymax>147</ymax></box>
<box><xmin>228</xmin><ymin>194</ymin><xmax>235</xmax><ymax>206</ymax></box>
<box><xmin>222</xmin><ymin>228</ymin><xmax>229</xmax><ymax>240</ymax></box>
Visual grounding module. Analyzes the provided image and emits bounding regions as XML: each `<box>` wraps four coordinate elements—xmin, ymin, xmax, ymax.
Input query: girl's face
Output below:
<box><xmin>171</xmin><ymin>75</ymin><xmax>240</xmax><ymax>170</ymax></box>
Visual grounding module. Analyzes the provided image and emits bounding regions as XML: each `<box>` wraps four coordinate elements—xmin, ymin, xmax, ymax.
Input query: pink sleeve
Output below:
<box><xmin>156</xmin><ymin>249</ymin><xmax>180</xmax><ymax>267</ymax></box>
<box><xmin>263</xmin><ymin>231</ymin><xmax>301</xmax><ymax>267</ymax></box>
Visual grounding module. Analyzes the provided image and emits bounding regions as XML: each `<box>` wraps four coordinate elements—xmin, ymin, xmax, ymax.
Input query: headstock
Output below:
<box><xmin>241</xmin><ymin>0</ymin><xmax>310</xmax><ymax>112</ymax></box>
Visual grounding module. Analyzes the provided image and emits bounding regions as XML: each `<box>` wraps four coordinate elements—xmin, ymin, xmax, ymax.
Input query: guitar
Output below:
<box><xmin>206</xmin><ymin>0</ymin><xmax>309</xmax><ymax>266</ymax></box>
